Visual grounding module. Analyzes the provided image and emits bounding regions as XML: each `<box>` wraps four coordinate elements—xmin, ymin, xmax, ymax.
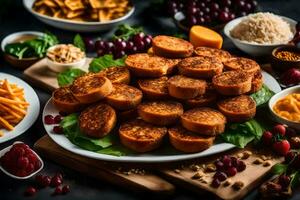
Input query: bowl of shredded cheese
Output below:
<box><xmin>224</xmin><ymin>12</ymin><xmax>297</xmax><ymax>56</ymax></box>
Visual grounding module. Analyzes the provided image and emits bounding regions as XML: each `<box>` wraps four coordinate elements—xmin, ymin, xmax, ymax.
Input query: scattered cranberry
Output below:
<box><xmin>213</xmin><ymin>171</ymin><xmax>227</xmax><ymax>182</ymax></box>
<box><xmin>24</xmin><ymin>186</ymin><xmax>37</xmax><ymax>196</ymax></box>
<box><xmin>40</xmin><ymin>176</ymin><xmax>51</xmax><ymax>187</ymax></box>
<box><xmin>17</xmin><ymin>156</ymin><xmax>29</xmax><ymax>169</ymax></box>
<box><xmin>53</xmin><ymin>126</ymin><xmax>63</xmax><ymax>134</ymax></box>
<box><xmin>279</xmin><ymin>175</ymin><xmax>291</xmax><ymax>188</ymax></box>
<box><xmin>54</xmin><ymin>115</ymin><xmax>63</xmax><ymax>124</ymax></box>
<box><xmin>285</xmin><ymin>151</ymin><xmax>296</xmax><ymax>163</ymax></box>
<box><xmin>273</xmin><ymin>140</ymin><xmax>290</xmax><ymax>156</ymax></box>
<box><xmin>55</xmin><ymin>172</ymin><xmax>63</xmax><ymax>180</ymax></box>
<box><xmin>231</xmin><ymin>156</ymin><xmax>238</xmax><ymax>167</ymax></box>
<box><xmin>273</xmin><ymin>124</ymin><xmax>286</xmax><ymax>136</ymax></box>
<box><xmin>62</xmin><ymin>185</ymin><xmax>70</xmax><ymax>194</ymax></box>
<box><xmin>262</xmin><ymin>131</ymin><xmax>273</xmax><ymax>145</ymax></box>
<box><xmin>211</xmin><ymin>178</ymin><xmax>221</xmax><ymax>188</ymax></box>
<box><xmin>44</xmin><ymin>115</ymin><xmax>55</xmax><ymax>125</ymax></box>
<box><xmin>226</xmin><ymin>167</ymin><xmax>237</xmax><ymax>177</ymax></box>
<box><xmin>214</xmin><ymin>160</ymin><xmax>224</xmax><ymax>171</ymax></box>
<box><xmin>51</xmin><ymin>176</ymin><xmax>62</xmax><ymax>187</ymax></box>
<box><xmin>222</xmin><ymin>156</ymin><xmax>232</xmax><ymax>168</ymax></box>
<box><xmin>236</xmin><ymin>160</ymin><xmax>246</xmax><ymax>172</ymax></box>
<box><xmin>53</xmin><ymin>186</ymin><xmax>62</xmax><ymax>195</ymax></box>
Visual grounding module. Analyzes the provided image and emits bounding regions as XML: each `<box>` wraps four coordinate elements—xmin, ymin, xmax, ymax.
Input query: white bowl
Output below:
<box><xmin>269</xmin><ymin>85</ymin><xmax>300</xmax><ymax>130</ymax></box>
<box><xmin>0</xmin><ymin>141</ymin><xmax>44</xmax><ymax>179</ymax></box>
<box><xmin>224</xmin><ymin>15</ymin><xmax>297</xmax><ymax>56</ymax></box>
<box><xmin>46</xmin><ymin>45</ymin><xmax>86</xmax><ymax>73</ymax></box>
<box><xmin>23</xmin><ymin>0</ymin><xmax>135</xmax><ymax>32</ymax></box>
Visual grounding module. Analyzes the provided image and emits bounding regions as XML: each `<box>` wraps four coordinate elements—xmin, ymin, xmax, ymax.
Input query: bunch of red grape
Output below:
<box><xmin>167</xmin><ymin>0</ymin><xmax>258</xmax><ymax>27</ymax></box>
<box><xmin>83</xmin><ymin>33</ymin><xmax>152</xmax><ymax>59</ymax></box>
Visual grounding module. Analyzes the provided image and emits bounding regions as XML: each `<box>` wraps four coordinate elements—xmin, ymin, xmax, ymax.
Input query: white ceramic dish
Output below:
<box><xmin>0</xmin><ymin>73</ymin><xmax>40</xmax><ymax>143</ymax></box>
<box><xmin>269</xmin><ymin>85</ymin><xmax>300</xmax><ymax>130</ymax></box>
<box><xmin>0</xmin><ymin>141</ymin><xmax>44</xmax><ymax>179</ymax></box>
<box><xmin>46</xmin><ymin>45</ymin><xmax>86</xmax><ymax>73</ymax></box>
<box><xmin>224</xmin><ymin>15</ymin><xmax>297</xmax><ymax>56</ymax></box>
<box><xmin>23</xmin><ymin>0</ymin><xmax>135</xmax><ymax>32</ymax></box>
<box><xmin>43</xmin><ymin>71</ymin><xmax>280</xmax><ymax>163</ymax></box>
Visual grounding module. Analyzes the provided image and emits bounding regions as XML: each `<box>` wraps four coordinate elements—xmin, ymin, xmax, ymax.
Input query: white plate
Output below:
<box><xmin>42</xmin><ymin>71</ymin><xmax>281</xmax><ymax>163</ymax></box>
<box><xmin>23</xmin><ymin>0</ymin><xmax>135</xmax><ymax>32</ymax></box>
<box><xmin>0</xmin><ymin>73</ymin><xmax>40</xmax><ymax>143</ymax></box>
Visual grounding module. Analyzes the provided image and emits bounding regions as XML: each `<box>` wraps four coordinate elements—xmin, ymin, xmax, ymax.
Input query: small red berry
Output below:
<box><xmin>25</xmin><ymin>163</ymin><xmax>35</xmax><ymax>174</ymax></box>
<box><xmin>53</xmin><ymin>126</ymin><xmax>63</xmax><ymax>134</ymax></box>
<box><xmin>262</xmin><ymin>131</ymin><xmax>273</xmax><ymax>145</ymax></box>
<box><xmin>226</xmin><ymin>167</ymin><xmax>237</xmax><ymax>177</ymax></box>
<box><xmin>34</xmin><ymin>160</ymin><xmax>42</xmax><ymax>170</ymax></box>
<box><xmin>17</xmin><ymin>156</ymin><xmax>29</xmax><ymax>169</ymax></box>
<box><xmin>44</xmin><ymin>115</ymin><xmax>55</xmax><ymax>125</ymax></box>
<box><xmin>222</xmin><ymin>156</ymin><xmax>232</xmax><ymax>168</ymax></box>
<box><xmin>273</xmin><ymin>140</ymin><xmax>290</xmax><ymax>156</ymax></box>
<box><xmin>16</xmin><ymin>170</ymin><xmax>27</xmax><ymax>177</ymax></box>
<box><xmin>51</xmin><ymin>176</ymin><xmax>62</xmax><ymax>187</ymax></box>
<box><xmin>62</xmin><ymin>185</ymin><xmax>70</xmax><ymax>194</ymax></box>
<box><xmin>273</xmin><ymin>124</ymin><xmax>286</xmax><ymax>136</ymax></box>
<box><xmin>54</xmin><ymin>186</ymin><xmax>62</xmax><ymax>195</ymax></box>
<box><xmin>211</xmin><ymin>178</ymin><xmax>221</xmax><ymax>188</ymax></box>
<box><xmin>40</xmin><ymin>176</ymin><xmax>51</xmax><ymax>187</ymax></box>
<box><xmin>54</xmin><ymin>115</ymin><xmax>63</xmax><ymax>124</ymax></box>
<box><xmin>55</xmin><ymin>173</ymin><xmax>63</xmax><ymax>180</ymax></box>
<box><xmin>24</xmin><ymin>186</ymin><xmax>37</xmax><ymax>196</ymax></box>
<box><xmin>236</xmin><ymin>160</ymin><xmax>246</xmax><ymax>172</ymax></box>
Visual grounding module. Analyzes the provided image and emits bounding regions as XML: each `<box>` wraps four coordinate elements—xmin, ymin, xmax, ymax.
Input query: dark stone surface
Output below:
<box><xmin>0</xmin><ymin>0</ymin><xmax>299</xmax><ymax>199</ymax></box>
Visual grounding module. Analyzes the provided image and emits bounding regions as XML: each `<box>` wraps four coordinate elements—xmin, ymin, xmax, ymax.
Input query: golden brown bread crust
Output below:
<box><xmin>71</xmin><ymin>73</ymin><xmax>113</xmax><ymax>104</ymax></box>
<box><xmin>125</xmin><ymin>53</ymin><xmax>180</xmax><ymax>77</ymax></box>
<box><xmin>212</xmin><ymin>71</ymin><xmax>252</xmax><ymax>95</ymax></box>
<box><xmin>168</xmin><ymin>75</ymin><xmax>207</xmax><ymax>99</ymax></box>
<box><xmin>105</xmin><ymin>84</ymin><xmax>143</xmax><ymax>110</ymax></box>
<box><xmin>217</xmin><ymin>95</ymin><xmax>256</xmax><ymax>122</ymax></box>
<box><xmin>168</xmin><ymin>126</ymin><xmax>215</xmax><ymax>153</ymax></box>
<box><xmin>52</xmin><ymin>86</ymin><xmax>83</xmax><ymax>113</ymax></box>
<box><xmin>137</xmin><ymin>101</ymin><xmax>184</xmax><ymax>126</ymax></box>
<box><xmin>152</xmin><ymin>35</ymin><xmax>194</xmax><ymax>58</ymax></box>
<box><xmin>97</xmin><ymin>66</ymin><xmax>130</xmax><ymax>84</ymax></box>
<box><xmin>194</xmin><ymin>47</ymin><xmax>232</xmax><ymax>63</ymax></box>
<box><xmin>185</xmin><ymin>92</ymin><xmax>217</xmax><ymax>108</ymax></box>
<box><xmin>181</xmin><ymin>107</ymin><xmax>226</xmax><ymax>136</ymax></box>
<box><xmin>178</xmin><ymin>56</ymin><xmax>223</xmax><ymax>79</ymax></box>
<box><xmin>137</xmin><ymin>77</ymin><xmax>169</xmax><ymax>100</ymax></box>
<box><xmin>79</xmin><ymin>103</ymin><xmax>116</xmax><ymax>138</ymax></box>
<box><xmin>119</xmin><ymin>119</ymin><xmax>167</xmax><ymax>152</ymax></box>
<box><xmin>249</xmin><ymin>70</ymin><xmax>263</xmax><ymax>93</ymax></box>
<box><xmin>223</xmin><ymin>57</ymin><xmax>260</xmax><ymax>75</ymax></box>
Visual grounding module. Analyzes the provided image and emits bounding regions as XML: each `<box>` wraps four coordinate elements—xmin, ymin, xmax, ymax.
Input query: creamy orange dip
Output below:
<box><xmin>273</xmin><ymin>93</ymin><xmax>300</xmax><ymax>122</ymax></box>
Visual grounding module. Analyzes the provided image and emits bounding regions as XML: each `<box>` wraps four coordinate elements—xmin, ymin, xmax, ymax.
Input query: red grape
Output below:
<box><xmin>62</xmin><ymin>185</ymin><xmax>70</xmax><ymax>194</ymax></box>
<box><xmin>211</xmin><ymin>178</ymin><xmax>221</xmax><ymax>188</ymax></box>
<box><xmin>221</xmin><ymin>0</ymin><xmax>232</xmax><ymax>7</ymax></box>
<box><xmin>210</xmin><ymin>3</ymin><xmax>220</xmax><ymax>12</ymax></box>
<box><xmin>188</xmin><ymin>16</ymin><xmax>197</xmax><ymax>26</ymax></box>
<box><xmin>24</xmin><ymin>186</ymin><xmax>37</xmax><ymax>196</ymax></box>
<box><xmin>135</xmin><ymin>40</ymin><xmax>145</xmax><ymax>51</ymax></box>
<box><xmin>54</xmin><ymin>115</ymin><xmax>62</xmax><ymax>124</ymax></box>
<box><xmin>95</xmin><ymin>40</ymin><xmax>105</xmax><ymax>50</ymax></box>
<box><xmin>53</xmin><ymin>126</ymin><xmax>63</xmax><ymax>134</ymax></box>
<box><xmin>104</xmin><ymin>42</ymin><xmax>114</xmax><ymax>52</ymax></box>
<box><xmin>114</xmin><ymin>39</ymin><xmax>127</xmax><ymax>51</ymax></box>
<box><xmin>143</xmin><ymin>36</ymin><xmax>152</xmax><ymax>47</ymax></box>
<box><xmin>83</xmin><ymin>37</ymin><xmax>94</xmax><ymax>52</ymax></box>
<box><xmin>219</xmin><ymin>11</ymin><xmax>230</xmax><ymax>22</ymax></box>
<box><xmin>44</xmin><ymin>115</ymin><xmax>54</xmax><ymax>125</ymax></box>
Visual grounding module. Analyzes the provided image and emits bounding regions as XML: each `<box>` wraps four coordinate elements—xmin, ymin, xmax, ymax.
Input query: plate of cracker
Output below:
<box><xmin>0</xmin><ymin>73</ymin><xmax>40</xmax><ymax>143</ymax></box>
<box><xmin>23</xmin><ymin>0</ymin><xmax>135</xmax><ymax>32</ymax></box>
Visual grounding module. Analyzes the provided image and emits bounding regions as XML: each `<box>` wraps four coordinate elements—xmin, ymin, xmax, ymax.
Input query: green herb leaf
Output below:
<box><xmin>57</xmin><ymin>68</ymin><xmax>86</xmax><ymax>87</ymax></box>
<box><xmin>97</xmin><ymin>145</ymin><xmax>132</xmax><ymax>157</ymax></box>
<box><xmin>113</xmin><ymin>24</ymin><xmax>143</xmax><ymax>40</ymax></box>
<box><xmin>73</xmin><ymin>34</ymin><xmax>86</xmax><ymax>52</ymax></box>
<box><xmin>291</xmin><ymin>171</ymin><xmax>300</xmax><ymax>188</ymax></box>
<box><xmin>250</xmin><ymin>84</ymin><xmax>275</xmax><ymax>107</ymax></box>
<box><xmin>88</xmin><ymin>54</ymin><xmax>126</xmax><ymax>73</ymax></box>
<box><xmin>272</xmin><ymin>163</ymin><xmax>288</xmax><ymax>175</ymax></box>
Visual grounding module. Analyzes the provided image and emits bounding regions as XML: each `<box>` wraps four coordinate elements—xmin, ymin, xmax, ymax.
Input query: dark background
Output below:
<box><xmin>0</xmin><ymin>0</ymin><xmax>300</xmax><ymax>199</ymax></box>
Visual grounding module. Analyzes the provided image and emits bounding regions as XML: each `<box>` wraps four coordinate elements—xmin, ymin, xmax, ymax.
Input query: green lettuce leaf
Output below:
<box><xmin>73</xmin><ymin>34</ymin><xmax>86</xmax><ymax>52</ymax></box>
<box><xmin>250</xmin><ymin>84</ymin><xmax>275</xmax><ymax>107</ymax></box>
<box><xmin>88</xmin><ymin>54</ymin><xmax>126</xmax><ymax>73</ymax></box>
<box><xmin>57</xmin><ymin>68</ymin><xmax>86</xmax><ymax>87</ymax></box>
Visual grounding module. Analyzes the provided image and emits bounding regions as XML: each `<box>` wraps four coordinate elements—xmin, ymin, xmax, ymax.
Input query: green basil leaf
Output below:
<box><xmin>57</xmin><ymin>68</ymin><xmax>86</xmax><ymax>87</ymax></box>
<box><xmin>88</xmin><ymin>54</ymin><xmax>126</xmax><ymax>73</ymax></box>
<box><xmin>73</xmin><ymin>34</ymin><xmax>86</xmax><ymax>52</ymax></box>
<box><xmin>113</xmin><ymin>24</ymin><xmax>143</xmax><ymax>40</ymax></box>
<box><xmin>272</xmin><ymin>163</ymin><xmax>288</xmax><ymax>175</ymax></box>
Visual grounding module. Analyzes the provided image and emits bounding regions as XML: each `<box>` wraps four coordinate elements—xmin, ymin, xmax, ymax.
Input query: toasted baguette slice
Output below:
<box><xmin>168</xmin><ymin>75</ymin><xmax>207</xmax><ymax>99</ymax></box>
<box><xmin>181</xmin><ymin>107</ymin><xmax>226</xmax><ymax>136</ymax></box>
<box><xmin>168</xmin><ymin>126</ymin><xmax>215</xmax><ymax>153</ymax></box>
<box><xmin>137</xmin><ymin>76</ymin><xmax>169</xmax><ymax>100</ymax></box>
<box><xmin>217</xmin><ymin>95</ymin><xmax>256</xmax><ymax>122</ymax></box>
<box><xmin>125</xmin><ymin>53</ymin><xmax>180</xmax><ymax>77</ymax></box>
<box><xmin>119</xmin><ymin>119</ymin><xmax>167</xmax><ymax>152</ymax></box>
<box><xmin>71</xmin><ymin>73</ymin><xmax>113</xmax><ymax>104</ymax></box>
<box><xmin>106</xmin><ymin>84</ymin><xmax>143</xmax><ymax>110</ymax></box>
<box><xmin>185</xmin><ymin>91</ymin><xmax>217</xmax><ymax>108</ymax></box>
<box><xmin>152</xmin><ymin>35</ymin><xmax>194</xmax><ymax>58</ymax></box>
<box><xmin>178</xmin><ymin>56</ymin><xmax>223</xmax><ymax>79</ymax></box>
<box><xmin>97</xmin><ymin>66</ymin><xmax>130</xmax><ymax>84</ymax></box>
<box><xmin>138</xmin><ymin>101</ymin><xmax>184</xmax><ymax>126</ymax></box>
<box><xmin>79</xmin><ymin>103</ymin><xmax>116</xmax><ymax>138</ymax></box>
<box><xmin>194</xmin><ymin>47</ymin><xmax>232</xmax><ymax>63</ymax></box>
<box><xmin>212</xmin><ymin>71</ymin><xmax>252</xmax><ymax>95</ymax></box>
<box><xmin>52</xmin><ymin>86</ymin><xmax>83</xmax><ymax>114</ymax></box>
<box><xmin>249</xmin><ymin>70</ymin><xmax>263</xmax><ymax>93</ymax></box>
<box><xmin>223</xmin><ymin>57</ymin><xmax>260</xmax><ymax>75</ymax></box>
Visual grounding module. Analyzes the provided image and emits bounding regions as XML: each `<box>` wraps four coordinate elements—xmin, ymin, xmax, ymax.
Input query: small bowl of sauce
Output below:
<box><xmin>271</xmin><ymin>45</ymin><xmax>300</xmax><ymax>72</ymax></box>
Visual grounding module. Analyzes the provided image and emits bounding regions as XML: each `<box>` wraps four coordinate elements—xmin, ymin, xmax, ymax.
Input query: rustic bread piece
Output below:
<box><xmin>97</xmin><ymin>66</ymin><xmax>130</xmax><ymax>84</ymax></box>
<box><xmin>185</xmin><ymin>92</ymin><xmax>217</xmax><ymax>108</ymax></box>
<box><xmin>212</xmin><ymin>71</ymin><xmax>252</xmax><ymax>95</ymax></box>
<box><xmin>125</xmin><ymin>53</ymin><xmax>180</xmax><ymax>77</ymax></box>
<box><xmin>194</xmin><ymin>47</ymin><xmax>232</xmax><ymax>63</ymax></box>
<box><xmin>79</xmin><ymin>103</ymin><xmax>116</xmax><ymax>138</ymax></box>
<box><xmin>137</xmin><ymin>76</ymin><xmax>169</xmax><ymax>100</ymax></box>
<box><xmin>71</xmin><ymin>73</ymin><xmax>113</xmax><ymax>104</ymax></box>
<box><xmin>168</xmin><ymin>75</ymin><xmax>207</xmax><ymax>99</ymax></box>
<box><xmin>168</xmin><ymin>126</ymin><xmax>215</xmax><ymax>153</ymax></box>
<box><xmin>52</xmin><ymin>86</ymin><xmax>83</xmax><ymax>114</ymax></box>
<box><xmin>223</xmin><ymin>57</ymin><xmax>260</xmax><ymax>75</ymax></box>
<box><xmin>178</xmin><ymin>56</ymin><xmax>223</xmax><ymax>79</ymax></box>
<box><xmin>217</xmin><ymin>95</ymin><xmax>256</xmax><ymax>122</ymax></box>
<box><xmin>181</xmin><ymin>107</ymin><xmax>226</xmax><ymax>136</ymax></box>
<box><xmin>119</xmin><ymin>119</ymin><xmax>167</xmax><ymax>152</ymax></box>
<box><xmin>152</xmin><ymin>35</ymin><xmax>194</xmax><ymax>58</ymax></box>
<box><xmin>106</xmin><ymin>84</ymin><xmax>143</xmax><ymax>110</ymax></box>
<box><xmin>249</xmin><ymin>70</ymin><xmax>263</xmax><ymax>93</ymax></box>
<box><xmin>138</xmin><ymin>101</ymin><xmax>184</xmax><ymax>126</ymax></box>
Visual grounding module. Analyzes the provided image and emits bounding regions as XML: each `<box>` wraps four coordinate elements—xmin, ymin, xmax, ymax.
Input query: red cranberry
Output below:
<box><xmin>226</xmin><ymin>167</ymin><xmax>237</xmax><ymax>177</ymax></box>
<box><xmin>44</xmin><ymin>115</ymin><xmax>55</xmax><ymax>125</ymax></box>
<box><xmin>211</xmin><ymin>178</ymin><xmax>221</xmax><ymax>188</ymax></box>
<box><xmin>236</xmin><ymin>160</ymin><xmax>246</xmax><ymax>172</ymax></box>
<box><xmin>215</xmin><ymin>160</ymin><xmax>224</xmax><ymax>171</ymax></box>
<box><xmin>11</xmin><ymin>147</ymin><xmax>25</xmax><ymax>157</ymax></box>
<box><xmin>213</xmin><ymin>171</ymin><xmax>227</xmax><ymax>182</ymax></box>
<box><xmin>51</xmin><ymin>176</ymin><xmax>62</xmax><ymax>187</ymax></box>
<box><xmin>285</xmin><ymin>151</ymin><xmax>296</xmax><ymax>163</ymax></box>
<box><xmin>34</xmin><ymin>160</ymin><xmax>42</xmax><ymax>170</ymax></box>
<box><xmin>40</xmin><ymin>176</ymin><xmax>51</xmax><ymax>187</ymax></box>
<box><xmin>273</xmin><ymin>124</ymin><xmax>286</xmax><ymax>136</ymax></box>
<box><xmin>16</xmin><ymin>170</ymin><xmax>27</xmax><ymax>177</ymax></box>
<box><xmin>279</xmin><ymin>175</ymin><xmax>291</xmax><ymax>188</ymax></box>
<box><xmin>53</xmin><ymin>126</ymin><xmax>63</xmax><ymax>134</ymax></box>
<box><xmin>55</xmin><ymin>173</ymin><xmax>63</xmax><ymax>180</ymax></box>
<box><xmin>27</xmin><ymin>153</ymin><xmax>38</xmax><ymax>164</ymax></box>
<box><xmin>54</xmin><ymin>186</ymin><xmax>62</xmax><ymax>195</ymax></box>
<box><xmin>62</xmin><ymin>185</ymin><xmax>70</xmax><ymax>194</ymax></box>
<box><xmin>17</xmin><ymin>156</ymin><xmax>29</xmax><ymax>169</ymax></box>
<box><xmin>262</xmin><ymin>131</ymin><xmax>273</xmax><ymax>145</ymax></box>
<box><xmin>24</xmin><ymin>186</ymin><xmax>37</xmax><ymax>196</ymax></box>
<box><xmin>13</xmin><ymin>143</ymin><xmax>29</xmax><ymax>149</ymax></box>
<box><xmin>54</xmin><ymin>115</ymin><xmax>63</xmax><ymax>124</ymax></box>
<box><xmin>231</xmin><ymin>157</ymin><xmax>238</xmax><ymax>167</ymax></box>
<box><xmin>25</xmin><ymin>163</ymin><xmax>35</xmax><ymax>174</ymax></box>
<box><xmin>222</xmin><ymin>156</ymin><xmax>232</xmax><ymax>168</ymax></box>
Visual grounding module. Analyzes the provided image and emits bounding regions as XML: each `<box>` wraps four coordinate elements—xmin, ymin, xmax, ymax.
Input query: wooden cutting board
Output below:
<box><xmin>35</xmin><ymin>135</ymin><xmax>283</xmax><ymax>199</ymax></box>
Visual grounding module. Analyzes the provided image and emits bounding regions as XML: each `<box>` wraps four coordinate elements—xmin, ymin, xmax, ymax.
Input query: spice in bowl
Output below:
<box><xmin>274</xmin><ymin>50</ymin><xmax>300</xmax><ymax>61</ymax></box>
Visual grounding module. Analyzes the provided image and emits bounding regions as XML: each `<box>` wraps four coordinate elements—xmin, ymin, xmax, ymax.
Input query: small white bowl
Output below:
<box><xmin>0</xmin><ymin>141</ymin><xmax>44</xmax><ymax>179</ymax></box>
<box><xmin>269</xmin><ymin>85</ymin><xmax>300</xmax><ymax>130</ymax></box>
<box><xmin>23</xmin><ymin>0</ymin><xmax>135</xmax><ymax>32</ymax></box>
<box><xmin>46</xmin><ymin>45</ymin><xmax>86</xmax><ymax>73</ymax></box>
<box><xmin>224</xmin><ymin>15</ymin><xmax>297</xmax><ymax>56</ymax></box>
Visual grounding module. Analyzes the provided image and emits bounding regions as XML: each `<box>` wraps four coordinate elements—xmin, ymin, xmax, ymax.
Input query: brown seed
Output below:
<box><xmin>191</xmin><ymin>172</ymin><xmax>203</xmax><ymax>179</ymax></box>
<box><xmin>232</xmin><ymin>181</ymin><xmax>244</xmax><ymax>190</ymax></box>
<box><xmin>205</xmin><ymin>163</ymin><xmax>216</xmax><ymax>172</ymax></box>
<box><xmin>253</xmin><ymin>158</ymin><xmax>263</xmax><ymax>165</ymax></box>
<box><xmin>263</xmin><ymin>161</ymin><xmax>272</xmax><ymax>167</ymax></box>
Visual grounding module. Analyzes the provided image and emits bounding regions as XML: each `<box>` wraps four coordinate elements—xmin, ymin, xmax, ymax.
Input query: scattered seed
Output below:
<box><xmin>205</xmin><ymin>163</ymin><xmax>216</xmax><ymax>172</ymax></box>
<box><xmin>232</xmin><ymin>181</ymin><xmax>244</xmax><ymax>190</ymax></box>
<box><xmin>191</xmin><ymin>172</ymin><xmax>203</xmax><ymax>179</ymax></box>
<box><xmin>174</xmin><ymin>169</ymin><xmax>181</xmax><ymax>174</ymax></box>
<box><xmin>241</xmin><ymin>151</ymin><xmax>252</xmax><ymax>159</ymax></box>
<box><xmin>253</xmin><ymin>158</ymin><xmax>263</xmax><ymax>165</ymax></box>
<box><xmin>263</xmin><ymin>161</ymin><xmax>272</xmax><ymax>167</ymax></box>
<box><xmin>223</xmin><ymin>179</ymin><xmax>232</xmax><ymax>187</ymax></box>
